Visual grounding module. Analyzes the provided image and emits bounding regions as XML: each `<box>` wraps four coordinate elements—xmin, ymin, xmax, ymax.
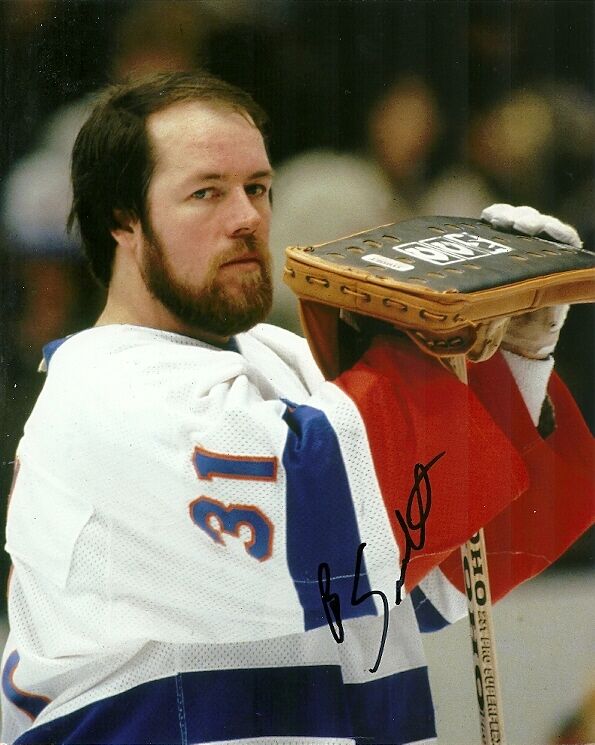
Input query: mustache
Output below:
<box><xmin>216</xmin><ymin>236</ymin><xmax>270</xmax><ymax>267</ymax></box>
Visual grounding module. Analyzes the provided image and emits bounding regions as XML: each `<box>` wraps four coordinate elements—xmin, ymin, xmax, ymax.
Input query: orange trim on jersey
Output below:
<box><xmin>3</xmin><ymin>650</ymin><xmax>51</xmax><ymax>721</ymax></box>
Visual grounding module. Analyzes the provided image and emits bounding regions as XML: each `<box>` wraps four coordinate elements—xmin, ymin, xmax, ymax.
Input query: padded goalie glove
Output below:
<box><xmin>481</xmin><ymin>204</ymin><xmax>580</xmax><ymax>360</ymax></box>
<box><xmin>283</xmin><ymin>210</ymin><xmax>595</xmax><ymax>379</ymax></box>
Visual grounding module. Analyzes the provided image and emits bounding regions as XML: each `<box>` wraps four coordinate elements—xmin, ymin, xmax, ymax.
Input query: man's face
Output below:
<box><xmin>139</xmin><ymin>101</ymin><xmax>274</xmax><ymax>338</ymax></box>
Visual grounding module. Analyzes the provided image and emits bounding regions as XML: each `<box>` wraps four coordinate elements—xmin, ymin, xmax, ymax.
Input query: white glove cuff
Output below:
<box><xmin>501</xmin><ymin>349</ymin><xmax>555</xmax><ymax>427</ymax></box>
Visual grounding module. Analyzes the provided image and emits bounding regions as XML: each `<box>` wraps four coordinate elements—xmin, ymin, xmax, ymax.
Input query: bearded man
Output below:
<box><xmin>2</xmin><ymin>72</ymin><xmax>592</xmax><ymax>745</ymax></box>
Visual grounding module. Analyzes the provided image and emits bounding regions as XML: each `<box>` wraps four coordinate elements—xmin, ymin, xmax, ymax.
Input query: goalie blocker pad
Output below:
<box><xmin>284</xmin><ymin>216</ymin><xmax>595</xmax><ymax>379</ymax></box>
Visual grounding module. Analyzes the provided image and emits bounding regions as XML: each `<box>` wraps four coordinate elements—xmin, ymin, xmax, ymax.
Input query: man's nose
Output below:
<box><xmin>225</xmin><ymin>188</ymin><xmax>262</xmax><ymax>237</ymax></box>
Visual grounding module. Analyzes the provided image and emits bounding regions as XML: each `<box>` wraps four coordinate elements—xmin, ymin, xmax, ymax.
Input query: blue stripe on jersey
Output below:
<box><xmin>14</xmin><ymin>674</ymin><xmax>181</xmax><ymax>745</ymax></box>
<box><xmin>14</xmin><ymin>665</ymin><xmax>435</xmax><ymax>745</ymax></box>
<box><xmin>347</xmin><ymin>666</ymin><xmax>436</xmax><ymax>745</ymax></box>
<box><xmin>2</xmin><ymin>651</ymin><xmax>49</xmax><ymax>720</ymax></box>
<box><xmin>282</xmin><ymin>403</ymin><xmax>376</xmax><ymax>631</ymax></box>
<box><xmin>411</xmin><ymin>586</ymin><xmax>450</xmax><ymax>632</ymax></box>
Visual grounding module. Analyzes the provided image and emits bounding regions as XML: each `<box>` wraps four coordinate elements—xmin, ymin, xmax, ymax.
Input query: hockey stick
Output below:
<box><xmin>447</xmin><ymin>355</ymin><xmax>506</xmax><ymax>745</ymax></box>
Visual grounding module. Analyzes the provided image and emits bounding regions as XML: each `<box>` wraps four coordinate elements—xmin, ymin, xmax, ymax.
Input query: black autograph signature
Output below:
<box><xmin>318</xmin><ymin>451</ymin><xmax>445</xmax><ymax>673</ymax></box>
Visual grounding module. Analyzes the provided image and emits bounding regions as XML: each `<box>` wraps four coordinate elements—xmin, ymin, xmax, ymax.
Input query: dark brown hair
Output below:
<box><xmin>68</xmin><ymin>71</ymin><xmax>268</xmax><ymax>286</ymax></box>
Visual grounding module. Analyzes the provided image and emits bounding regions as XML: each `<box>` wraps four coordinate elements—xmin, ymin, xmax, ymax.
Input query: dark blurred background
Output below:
<box><xmin>0</xmin><ymin>0</ymin><xmax>593</xmax><ymax>595</ymax></box>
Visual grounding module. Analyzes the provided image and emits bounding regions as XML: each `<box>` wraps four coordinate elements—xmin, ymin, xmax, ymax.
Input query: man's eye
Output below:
<box><xmin>192</xmin><ymin>188</ymin><xmax>217</xmax><ymax>200</ymax></box>
<box><xmin>245</xmin><ymin>183</ymin><xmax>268</xmax><ymax>197</ymax></box>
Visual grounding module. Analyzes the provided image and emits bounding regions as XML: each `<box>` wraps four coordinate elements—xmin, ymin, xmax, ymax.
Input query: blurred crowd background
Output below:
<box><xmin>0</xmin><ymin>1</ymin><xmax>593</xmax><ymax>739</ymax></box>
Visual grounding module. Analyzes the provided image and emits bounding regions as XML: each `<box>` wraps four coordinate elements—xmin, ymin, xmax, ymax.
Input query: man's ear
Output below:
<box><xmin>111</xmin><ymin>209</ymin><xmax>141</xmax><ymax>247</ymax></box>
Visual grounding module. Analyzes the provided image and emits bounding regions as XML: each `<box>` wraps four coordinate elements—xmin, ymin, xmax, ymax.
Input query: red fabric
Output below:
<box><xmin>335</xmin><ymin>339</ymin><xmax>594</xmax><ymax>601</ymax></box>
<box><xmin>440</xmin><ymin>352</ymin><xmax>595</xmax><ymax>602</ymax></box>
<box><xmin>334</xmin><ymin>338</ymin><xmax>529</xmax><ymax>591</ymax></box>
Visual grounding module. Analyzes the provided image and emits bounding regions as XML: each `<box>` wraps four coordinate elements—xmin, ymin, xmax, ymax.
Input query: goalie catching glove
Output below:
<box><xmin>283</xmin><ymin>205</ymin><xmax>595</xmax><ymax>379</ymax></box>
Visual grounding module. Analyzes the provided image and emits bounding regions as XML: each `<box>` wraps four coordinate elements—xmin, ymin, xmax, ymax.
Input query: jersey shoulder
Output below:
<box><xmin>46</xmin><ymin>325</ymin><xmax>245</xmax><ymax>393</ymax></box>
<box><xmin>241</xmin><ymin>323</ymin><xmax>323</xmax><ymax>394</ymax></box>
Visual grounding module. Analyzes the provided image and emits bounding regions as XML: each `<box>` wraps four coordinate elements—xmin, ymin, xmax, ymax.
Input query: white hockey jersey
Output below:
<box><xmin>2</xmin><ymin>323</ymin><xmax>592</xmax><ymax>745</ymax></box>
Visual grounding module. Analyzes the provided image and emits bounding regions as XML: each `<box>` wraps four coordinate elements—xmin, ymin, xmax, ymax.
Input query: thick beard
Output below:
<box><xmin>140</xmin><ymin>230</ymin><xmax>273</xmax><ymax>338</ymax></box>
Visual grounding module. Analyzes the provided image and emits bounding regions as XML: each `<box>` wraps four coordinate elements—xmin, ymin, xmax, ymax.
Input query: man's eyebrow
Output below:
<box><xmin>188</xmin><ymin>169</ymin><xmax>274</xmax><ymax>182</ymax></box>
<box><xmin>249</xmin><ymin>169</ymin><xmax>275</xmax><ymax>179</ymax></box>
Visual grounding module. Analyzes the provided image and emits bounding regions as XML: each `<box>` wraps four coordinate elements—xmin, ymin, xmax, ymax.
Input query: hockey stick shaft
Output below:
<box><xmin>461</xmin><ymin>530</ymin><xmax>506</xmax><ymax>744</ymax></box>
<box><xmin>446</xmin><ymin>356</ymin><xmax>506</xmax><ymax>745</ymax></box>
